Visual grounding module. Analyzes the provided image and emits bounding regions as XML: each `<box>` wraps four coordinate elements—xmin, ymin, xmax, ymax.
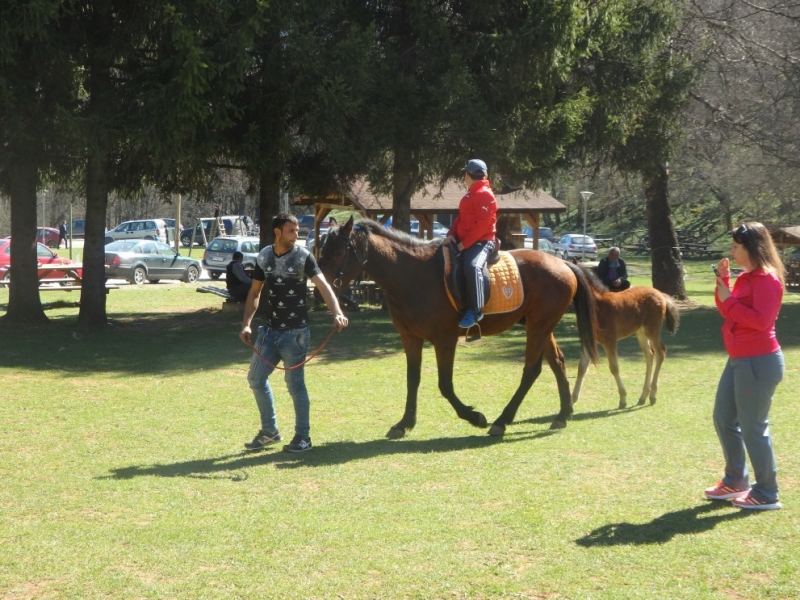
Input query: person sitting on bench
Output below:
<box><xmin>597</xmin><ymin>247</ymin><xmax>631</xmax><ymax>292</ymax></box>
<box><xmin>226</xmin><ymin>251</ymin><xmax>252</xmax><ymax>301</ymax></box>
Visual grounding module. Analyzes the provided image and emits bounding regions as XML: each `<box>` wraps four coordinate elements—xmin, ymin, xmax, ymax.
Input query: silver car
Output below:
<box><xmin>202</xmin><ymin>236</ymin><xmax>261</xmax><ymax>280</ymax></box>
<box><xmin>104</xmin><ymin>219</ymin><xmax>168</xmax><ymax>244</ymax></box>
<box><xmin>524</xmin><ymin>237</ymin><xmax>558</xmax><ymax>255</ymax></box>
<box><xmin>553</xmin><ymin>234</ymin><xmax>598</xmax><ymax>261</ymax></box>
<box><xmin>104</xmin><ymin>240</ymin><xmax>201</xmax><ymax>285</ymax></box>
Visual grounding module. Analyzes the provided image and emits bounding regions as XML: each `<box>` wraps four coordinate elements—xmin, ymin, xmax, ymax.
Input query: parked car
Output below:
<box><xmin>71</xmin><ymin>218</ymin><xmax>86</xmax><ymax>238</ymax></box>
<box><xmin>524</xmin><ymin>237</ymin><xmax>558</xmax><ymax>255</ymax></box>
<box><xmin>522</xmin><ymin>226</ymin><xmax>558</xmax><ymax>243</ymax></box>
<box><xmin>104</xmin><ymin>240</ymin><xmax>201</xmax><ymax>285</ymax></box>
<box><xmin>306</xmin><ymin>228</ymin><xmax>330</xmax><ymax>252</ymax></box>
<box><xmin>553</xmin><ymin>234</ymin><xmax>598</xmax><ymax>260</ymax></box>
<box><xmin>409</xmin><ymin>220</ymin><xmax>448</xmax><ymax>239</ymax></box>
<box><xmin>0</xmin><ymin>239</ymin><xmax>83</xmax><ymax>284</ymax></box>
<box><xmin>297</xmin><ymin>214</ymin><xmax>331</xmax><ymax>240</ymax></box>
<box><xmin>36</xmin><ymin>227</ymin><xmax>61</xmax><ymax>248</ymax></box>
<box><xmin>202</xmin><ymin>235</ymin><xmax>261</xmax><ymax>279</ymax></box>
<box><xmin>104</xmin><ymin>219</ymin><xmax>168</xmax><ymax>244</ymax></box>
<box><xmin>180</xmin><ymin>216</ymin><xmax>250</xmax><ymax>247</ymax></box>
<box><xmin>161</xmin><ymin>218</ymin><xmax>180</xmax><ymax>243</ymax></box>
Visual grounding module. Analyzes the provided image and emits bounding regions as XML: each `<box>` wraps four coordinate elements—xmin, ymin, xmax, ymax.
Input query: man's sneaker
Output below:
<box><xmin>474</xmin><ymin>310</ymin><xmax>484</xmax><ymax>323</ymax></box>
<box><xmin>459</xmin><ymin>309</ymin><xmax>477</xmax><ymax>328</ymax></box>
<box><xmin>704</xmin><ymin>480</ymin><xmax>750</xmax><ymax>500</ymax></box>
<box><xmin>283</xmin><ymin>435</ymin><xmax>313</xmax><ymax>453</ymax></box>
<box><xmin>731</xmin><ymin>494</ymin><xmax>782</xmax><ymax>511</ymax></box>
<box><xmin>244</xmin><ymin>430</ymin><xmax>282</xmax><ymax>451</ymax></box>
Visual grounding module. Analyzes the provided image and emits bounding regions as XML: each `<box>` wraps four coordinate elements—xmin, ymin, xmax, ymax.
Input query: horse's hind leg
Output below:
<box><xmin>646</xmin><ymin>334</ymin><xmax>667</xmax><ymax>405</ymax></box>
<box><xmin>433</xmin><ymin>339</ymin><xmax>488</xmax><ymax>430</ymax></box>
<box><xmin>635</xmin><ymin>331</ymin><xmax>654</xmax><ymax>406</ymax></box>
<box><xmin>571</xmin><ymin>349</ymin><xmax>591</xmax><ymax>405</ymax></box>
<box><xmin>387</xmin><ymin>334</ymin><xmax>423</xmax><ymax>439</ymax></box>
<box><xmin>545</xmin><ymin>335</ymin><xmax>573</xmax><ymax>429</ymax></box>
<box><xmin>488</xmin><ymin>357</ymin><xmax>543</xmax><ymax>436</ymax></box>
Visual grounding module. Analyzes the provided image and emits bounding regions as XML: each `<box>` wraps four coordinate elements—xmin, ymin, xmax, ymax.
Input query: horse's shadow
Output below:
<box><xmin>96</xmin><ymin>429</ymin><xmax>559</xmax><ymax>481</ymax></box>
<box><xmin>518</xmin><ymin>404</ymin><xmax>646</xmax><ymax>426</ymax></box>
<box><xmin>575</xmin><ymin>502</ymin><xmax>753</xmax><ymax>547</ymax></box>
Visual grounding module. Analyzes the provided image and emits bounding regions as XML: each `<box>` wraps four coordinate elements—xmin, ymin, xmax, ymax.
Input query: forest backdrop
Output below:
<box><xmin>1</xmin><ymin>0</ymin><xmax>798</xmax><ymax>326</ymax></box>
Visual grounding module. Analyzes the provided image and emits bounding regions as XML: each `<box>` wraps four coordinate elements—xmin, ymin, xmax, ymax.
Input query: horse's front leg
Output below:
<box><xmin>387</xmin><ymin>334</ymin><xmax>424</xmax><ymax>439</ymax></box>
<box><xmin>605</xmin><ymin>340</ymin><xmax>628</xmax><ymax>409</ymax></box>
<box><xmin>433</xmin><ymin>339</ymin><xmax>488</xmax><ymax>430</ymax></box>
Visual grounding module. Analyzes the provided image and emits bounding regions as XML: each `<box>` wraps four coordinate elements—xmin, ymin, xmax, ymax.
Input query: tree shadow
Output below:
<box><xmin>575</xmin><ymin>502</ymin><xmax>753</xmax><ymax>547</ymax></box>
<box><xmin>96</xmin><ymin>429</ymin><xmax>560</xmax><ymax>480</ymax></box>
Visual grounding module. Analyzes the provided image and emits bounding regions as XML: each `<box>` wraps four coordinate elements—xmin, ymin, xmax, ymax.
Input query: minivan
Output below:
<box><xmin>104</xmin><ymin>219</ymin><xmax>168</xmax><ymax>244</ymax></box>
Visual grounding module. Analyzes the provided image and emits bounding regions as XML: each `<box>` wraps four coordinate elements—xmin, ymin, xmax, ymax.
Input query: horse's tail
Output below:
<box><xmin>566</xmin><ymin>262</ymin><xmax>600</xmax><ymax>365</ymax></box>
<box><xmin>661</xmin><ymin>293</ymin><xmax>680</xmax><ymax>335</ymax></box>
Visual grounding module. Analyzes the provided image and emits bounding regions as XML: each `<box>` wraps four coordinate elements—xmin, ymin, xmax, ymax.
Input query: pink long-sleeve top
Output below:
<box><xmin>715</xmin><ymin>267</ymin><xmax>783</xmax><ymax>359</ymax></box>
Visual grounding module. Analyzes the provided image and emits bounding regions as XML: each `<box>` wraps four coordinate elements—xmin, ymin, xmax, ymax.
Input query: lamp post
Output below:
<box><xmin>580</xmin><ymin>191</ymin><xmax>593</xmax><ymax>261</ymax></box>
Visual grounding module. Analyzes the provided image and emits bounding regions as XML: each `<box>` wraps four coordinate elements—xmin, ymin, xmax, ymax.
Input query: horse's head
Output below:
<box><xmin>318</xmin><ymin>215</ymin><xmax>364</xmax><ymax>294</ymax></box>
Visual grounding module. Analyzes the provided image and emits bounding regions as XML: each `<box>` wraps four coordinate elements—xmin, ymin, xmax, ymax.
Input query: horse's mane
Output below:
<box><xmin>579</xmin><ymin>264</ymin><xmax>610</xmax><ymax>294</ymax></box>
<box><xmin>354</xmin><ymin>218</ymin><xmax>444</xmax><ymax>254</ymax></box>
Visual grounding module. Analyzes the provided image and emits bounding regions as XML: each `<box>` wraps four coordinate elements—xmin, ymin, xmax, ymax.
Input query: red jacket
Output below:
<box><xmin>448</xmin><ymin>179</ymin><xmax>497</xmax><ymax>249</ymax></box>
<box><xmin>715</xmin><ymin>268</ymin><xmax>783</xmax><ymax>359</ymax></box>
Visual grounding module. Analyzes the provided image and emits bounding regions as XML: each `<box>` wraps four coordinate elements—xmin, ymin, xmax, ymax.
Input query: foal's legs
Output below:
<box><xmin>635</xmin><ymin>331</ymin><xmax>654</xmax><ymax>406</ymax></box>
<box><xmin>387</xmin><ymin>333</ymin><xmax>423</xmax><ymax>439</ymax></box>
<box><xmin>604</xmin><ymin>340</ymin><xmax>628</xmax><ymax>409</ymax></box>
<box><xmin>640</xmin><ymin>331</ymin><xmax>667</xmax><ymax>405</ymax></box>
<box><xmin>571</xmin><ymin>349</ymin><xmax>592</xmax><ymax>405</ymax></box>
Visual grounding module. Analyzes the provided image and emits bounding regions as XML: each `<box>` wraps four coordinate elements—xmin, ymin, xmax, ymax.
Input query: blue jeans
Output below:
<box><xmin>247</xmin><ymin>325</ymin><xmax>311</xmax><ymax>438</ymax></box>
<box><xmin>463</xmin><ymin>240</ymin><xmax>494</xmax><ymax>313</ymax></box>
<box><xmin>713</xmin><ymin>351</ymin><xmax>784</xmax><ymax>502</ymax></box>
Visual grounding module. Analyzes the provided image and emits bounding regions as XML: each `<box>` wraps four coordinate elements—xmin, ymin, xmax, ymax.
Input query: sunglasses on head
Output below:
<box><xmin>736</xmin><ymin>224</ymin><xmax>748</xmax><ymax>235</ymax></box>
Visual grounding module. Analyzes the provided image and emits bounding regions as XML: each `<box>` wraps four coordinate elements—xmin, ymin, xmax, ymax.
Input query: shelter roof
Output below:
<box><xmin>292</xmin><ymin>178</ymin><xmax>565</xmax><ymax>215</ymax></box>
<box><xmin>771</xmin><ymin>226</ymin><xmax>800</xmax><ymax>246</ymax></box>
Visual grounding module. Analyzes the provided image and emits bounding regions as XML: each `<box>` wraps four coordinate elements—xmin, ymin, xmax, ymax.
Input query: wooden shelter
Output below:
<box><xmin>293</xmin><ymin>178</ymin><xmax>566</xmax><ymax>250</ymax></box>
<box><xmin>771</xmin><ymin>226</ymin><xmax>800</xmax><ymax>287</ymax></box>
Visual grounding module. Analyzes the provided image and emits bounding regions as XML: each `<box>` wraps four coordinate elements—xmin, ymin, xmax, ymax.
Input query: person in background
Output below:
<box><xmin>58</xmin><ymin>221</ymin><xmax>68</xmax><ymax>249</ymax></box>
<box><xmin>596</xmin><ymin>247</ymin><xmax>630</xmax><ymax>292</ymax></box>
<box><xmin>443</xmin><ymin>159</ymin><xmax>498</xmax><ymax>328</ymax></box>
<box><xmin>226</xmin><ymin>251</ymin><xmax>252</xmax><ymax>302</ymax></box>
<box><xmin>239</xmin><ymin>213</ymin><xmax>348</xmax><ymax>453</ymax></box>
<box><xmin>704</xmin><ymin>221</ymin><xmax>785</xmax><ymax>510</ymax></box>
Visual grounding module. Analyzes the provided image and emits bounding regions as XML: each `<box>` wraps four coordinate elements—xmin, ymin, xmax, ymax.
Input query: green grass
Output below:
<box><xmin>1</xmin><ymin>259</ymin><xmax>799</xmax><ymax>599</ymax></box>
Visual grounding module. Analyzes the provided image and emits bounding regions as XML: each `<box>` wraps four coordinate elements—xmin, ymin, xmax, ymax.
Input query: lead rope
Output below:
<box><xmin>245</xmin><ymin>325</ymin><xmax>338</xmax><ymax>371</ymax></box>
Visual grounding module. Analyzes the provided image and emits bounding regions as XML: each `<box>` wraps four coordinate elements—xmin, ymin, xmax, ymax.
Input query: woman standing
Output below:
<box><xmin>704</xmin><ymin>222</ymin><xmax>785</xmax><ymax>510</ymax></box>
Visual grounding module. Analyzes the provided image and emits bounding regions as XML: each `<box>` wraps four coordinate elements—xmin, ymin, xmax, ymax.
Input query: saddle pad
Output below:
<box><xmin>443</xmin><ymin>247</ymin><xmax>524</xmax><ymax>315</ymax></box>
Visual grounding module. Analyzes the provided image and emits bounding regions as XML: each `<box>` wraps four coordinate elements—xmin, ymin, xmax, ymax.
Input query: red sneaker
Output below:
<box><xmin>731</xmin><ymin>494</ymin><xmax>782</xmax><ymax>511</ymax></box>
<box><xmin>704</xmin><ymin>481</ymin><xmax>750</xmax><ymax>500</ymax></box>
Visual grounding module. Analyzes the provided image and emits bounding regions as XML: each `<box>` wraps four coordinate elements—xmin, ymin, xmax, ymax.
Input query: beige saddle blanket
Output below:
<box><xmin>442</xmin><ymin>246</ymin><xmax>524</xmax><ymax>315</ymax></box>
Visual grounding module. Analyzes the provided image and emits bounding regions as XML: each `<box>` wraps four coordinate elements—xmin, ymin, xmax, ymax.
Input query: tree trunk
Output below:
<box><xmin>258</xmin><ymin>165</ymin><xmax>281</xmax><ymax>247</ymax></box>
<box><xmin>77</xmin><ymin>6</ymin><xmax>113</xmax><ymax>327</ymax></box>
<box><xmin>391</xmin><ymin>145</ymin><xmax>419</xmax><ymax>233</ymax></box>
<box><xmin>644</xmin><ymin>163</ymin><xmax>686</xmax><ymax>299</ymax></box>
<box><xmin>0</xmin><ymin>159</ymin><xmax>48</xmax><ymax>326</ymax></box>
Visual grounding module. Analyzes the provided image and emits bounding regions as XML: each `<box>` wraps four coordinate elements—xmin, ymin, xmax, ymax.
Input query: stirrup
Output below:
<box><xmin>463</xmin><ymin>322</ymin><xmax>482</xmax><ymax>342</ymax></box>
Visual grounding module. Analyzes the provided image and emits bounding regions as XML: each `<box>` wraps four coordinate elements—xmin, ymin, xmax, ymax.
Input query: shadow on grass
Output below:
<box><xmin>575</xmin><ymin>502</ymin><xmax>753</xmax><ymax>546</ymax></box>
<box><xmin>97</xmin><ymin>429</ymin><xmax>561</xmax><ymax>480</ymax></box>
<box><xmin>517</xmin><ymin>404</ymin><xmax>648</xmax><ymax>427</ymax></box>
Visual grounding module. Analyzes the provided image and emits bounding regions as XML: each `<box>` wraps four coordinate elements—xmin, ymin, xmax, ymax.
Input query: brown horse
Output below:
<box><xmin>570</xmin><ymin>274</ymin><xmax>679</xmax><ymax>409</ymax></box>
<box><xmin>318</xmin><ymin>217</ymin><xmax>599</xmax><ymax>437</ymax></box>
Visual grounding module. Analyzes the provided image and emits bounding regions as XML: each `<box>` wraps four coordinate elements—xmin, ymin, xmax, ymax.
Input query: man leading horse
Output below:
<box><xmin>443</xmin><ymin>159</ymin><xmax>498</xmax><ymax>328</ymax></box>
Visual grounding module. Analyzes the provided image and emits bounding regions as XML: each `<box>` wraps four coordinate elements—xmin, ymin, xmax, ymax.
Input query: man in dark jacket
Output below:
<box><xmin>596</xmin><ymin>247</ymin><xmax>631</xmax><ymax>292</ymax></box>
<box><xmin>58</xmin><ymin>221</ymin><xmax>68</xmax><ymax>249</ymax></box>
<box><xmin>226</xmin><ymin>251</ymin><xmax>252</xmax><ymax>301</ymax></box>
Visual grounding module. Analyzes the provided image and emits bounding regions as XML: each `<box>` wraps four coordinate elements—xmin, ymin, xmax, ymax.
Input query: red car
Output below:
<box><xmin>36</xmin><ymin>227</ymin><xmax>62</xmax><ymax>248</ymax></box>
<box><xmin>0</xmin><ymin>239</ymin><xmax>83</xmax><ymax>284</ymax></box>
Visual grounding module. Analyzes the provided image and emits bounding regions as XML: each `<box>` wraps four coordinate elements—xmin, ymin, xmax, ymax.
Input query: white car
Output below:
<box><xmin>524</xmin><ymin>237</ymin><xmax>558</xmax><ymax>255</ymax></box>
<box><xmin>553</xmin><ymin>234</ymin><xmax>598</xmax><ymax>260</ymax></box>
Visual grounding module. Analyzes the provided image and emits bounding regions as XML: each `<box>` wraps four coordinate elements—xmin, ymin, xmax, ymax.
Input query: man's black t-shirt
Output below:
<box><xmin>253</xmin><ymin>245</ymin><xmax>321</xmax><ymax>329</ymax></box>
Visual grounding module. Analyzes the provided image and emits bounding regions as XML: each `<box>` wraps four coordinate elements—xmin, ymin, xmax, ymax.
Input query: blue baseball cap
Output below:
<box><xmin>463</xmin><ymin>159</ymin><xmax>487</xmax><ymax>177</ymax></box>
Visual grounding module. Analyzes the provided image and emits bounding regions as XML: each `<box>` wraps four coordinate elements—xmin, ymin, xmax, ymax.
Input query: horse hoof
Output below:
<box><xmin>386</xmin><ymin>427</ymin><xmax>405</xmax><ymax>439</ymax></box>
<box><xmin>637</xmin><ymin>398</ymin><xmax>646</xmax><ymax>406</ymax></box>
<box><xmin>650</xmin><ymin>398</ymin><xmax>657</xmax><ymax>405</ymax></box>
<box><xmin>488</xmin><ymin>424</ymin><xmax>505</xmax><ymax>436</ymax></box>
<box><xmin>473</xmin><ymin>412</ymin><xmax>488</xmax><ymax>428</ymax></box>
<box><xmin>618</xmin><ymin>401</ymin><xmax>627</xmax><ymax>410</ymax></box>
<box><xmin>549</xmin><ymin>419</ymin><xmax>567</xmax><ymax>430</ymax></box>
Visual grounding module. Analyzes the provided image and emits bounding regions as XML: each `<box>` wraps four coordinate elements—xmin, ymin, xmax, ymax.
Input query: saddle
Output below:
<box><xmin>440</xmin><ymin>243</ymin><xmax>524</xmax><ymax>315</ymax></box>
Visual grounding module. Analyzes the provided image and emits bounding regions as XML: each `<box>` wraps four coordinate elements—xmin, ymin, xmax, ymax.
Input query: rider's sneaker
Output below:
<box><xmin>704</xmin><ymin>480</ymin><xmax>750</xmax><ymax>500</ymax></box>
<box><xmin>283</xmin><ymin>435</ymin><xmax>313</xmax><ymax>453</ymax></box>
<box><xmin>731</xmin><ymin>494</ymin><xmax>782</xmax><ymax>511</ymax></box>
<box><xmin>459</xmin><ymin>309</ymin><xmax>476</xmax><ymax>328</ymax></box>
<box><xmin>244</xmin><ymin>430</ymin><xmax>282</xmax><ymax>451</ymax></box>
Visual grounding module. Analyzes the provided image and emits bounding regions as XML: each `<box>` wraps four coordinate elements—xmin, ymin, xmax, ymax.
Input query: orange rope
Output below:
<box><xmin>245</xmin><ymin>326</ymin><xmax>338</xmax><ymax>371</ymax></box>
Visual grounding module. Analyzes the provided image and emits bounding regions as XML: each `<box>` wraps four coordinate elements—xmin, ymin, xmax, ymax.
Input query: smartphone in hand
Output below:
<box><xmin>711</xmin><ymin>264</ymin><xmax>719</xmax><ymax>277</ymax></box>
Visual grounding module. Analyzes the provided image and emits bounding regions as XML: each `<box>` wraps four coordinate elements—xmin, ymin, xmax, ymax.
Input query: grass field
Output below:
<box><xmin>1</xmin><ymin>258</ymin><xmax>799</xmax><ymax>599</ymax></box>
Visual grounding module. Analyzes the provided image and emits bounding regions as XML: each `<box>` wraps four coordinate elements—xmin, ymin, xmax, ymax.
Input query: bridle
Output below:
<box><xmin>330</xmin><ymin>228</ymin><xmax>368</xmax><ymax>293</ymax></box>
